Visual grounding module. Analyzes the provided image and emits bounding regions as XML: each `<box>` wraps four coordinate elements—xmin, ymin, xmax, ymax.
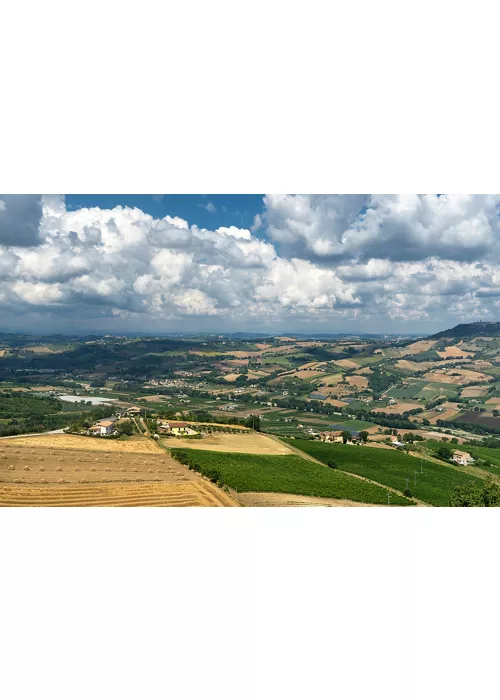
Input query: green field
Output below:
<box><xmin>424</xmin><ymin>441</ymin><xmax>500</xmax><ymax>477</ymax></box>
<box><xmin>386</xmin><ymin>383</ymin><xmax>424</xmax><ymax>399</ymax></box>
<box><xmin>169</xmin><ymin>447</ymin><xmax>413</xmax><ymax>505</ymax></box>
<box><xmin>289</xmin><ymin>439</ymin><xmax>483</xmax><ymax>506</ymax></box>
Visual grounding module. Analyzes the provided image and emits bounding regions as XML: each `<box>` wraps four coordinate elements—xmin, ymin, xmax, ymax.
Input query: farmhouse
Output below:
<box><xmin>125</xmin><ymin>406</ymin><xmax>141</xmax><ymax>416</ymax></box>
<box><xmin>452</xmin><ymin>450</ymin><xmax>474</xmax><ymax>466</ymax></box>
<box><xmin>319</xmin><ymin>430</ymin><xmax>343</xmax><ymax>443</ymax></box>
<box><xmin>89</xmin><ymin>419</ymin><xmax>116</xmax><ymax>436</ymax></box>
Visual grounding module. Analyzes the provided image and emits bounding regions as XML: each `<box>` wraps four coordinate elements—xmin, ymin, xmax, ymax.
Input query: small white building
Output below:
<box><xmin>89</xmin><ymin>419</ymin><xmax>116</xmax><ymax>436</ymax></box>
<box><xmin>452</xmin><ymin>450</ymin><xmax>474</xmax><ymax>466</ymax></box>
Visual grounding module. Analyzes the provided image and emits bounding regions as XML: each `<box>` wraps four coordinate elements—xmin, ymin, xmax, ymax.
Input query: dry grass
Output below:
<box><xmin>163</xmin><ymin>432</ymin><xmax>293</xmax><ymax>455</ymax></box>
<box><xmin>436</xmin><ymin>345</ymin><xmax>474</xmax><ymax>359</ymax></box>
<box><xmin>4</xmin><ymin>434</ymin><xmax>163</xmax><ymax>454</ymax></box>
<box><xmin>236</xmin><ymin>492</ymin><xmax>380</xmax><ymax>507</ymax></box>
<box><xmin>323</xmin><ymin>398</ymin><xmax>349</xmax><ymax>407</ymax></box>
<box><xmin>461</xmin><ymin>386</ymin><xmax>488</xmax><ymax>398</ymax></box>
<box><xmin>333</xmin><ymin>359</ymin><xmax>359</xmax><ymax>369</ymax></box>
<box><xmin>223</xmin><ymin>373</ymin><xmax>241</xmax><ymax>382</ymax></box>
<box><xmin>347</xmin><ymin>375</ymin><xmax>369</xmax><ymax>389</ymax></box>
<box><xmin>0</xmin><ymin>482</ymin><xmax>237</xmax><ymax>507</ymax></box>
<box><xmin>401</xmin><ymin>340</ymin><xmax>437</xmax><ymax>355</ymax></box>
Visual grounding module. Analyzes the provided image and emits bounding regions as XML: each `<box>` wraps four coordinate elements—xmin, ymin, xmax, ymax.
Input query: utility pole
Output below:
<box><xmin>405</xmin><ymin>477</ymin><xmax>410</xmax><ymax>490</ymax></box>
<box><xmin>387</xmin><ymin>492</ymin><xmax>391</xmax><ymax>506</ymax></box>
<box><xmin>414</xmin><ymin>471</ymin><xmax>418</xmax><ymax>486</ymax></box>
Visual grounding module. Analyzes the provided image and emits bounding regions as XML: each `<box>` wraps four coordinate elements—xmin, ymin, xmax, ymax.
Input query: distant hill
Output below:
<box><xmin>430</xmin><ymin>321</ymin><xmax>500</xmax><ymax>340</ymax></box>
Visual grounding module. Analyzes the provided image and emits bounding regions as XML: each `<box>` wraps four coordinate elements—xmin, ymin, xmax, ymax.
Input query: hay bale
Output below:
<box><xmin>80</xmin><ymin>478</ymin><xmax>86</xmax><ymax>484</ymax></box>
<box><xmin>37</xmin><ymin>457</ymin><xmax>44</xmax><ymax>462</ymax></box>
<box><xmin>56</xmin><ymin>466</ymin><xmax>62</xmax><ymax>472</ymax></box>
<box><xmin>120</xmin><ymin>468</ymin><xmax>125</xmax><ymax>472</ymax></box>
<box><xmin>40</xmin><ymin>479</ymin><xmax>48</xmax><ymax>484</ymax></box>
<box><xmin>58</xmin><ymin>479</ymin><xmax>65</xmax><ymax>484</ymax></box>
<box><xmin>148</xmin><ymin>468</ymin><xmax>153</xmax><ymax>473</ymax></box>
<box><xmin>133</xmin><ymin>468</ymin><xmax>138</xmax><ymax>472</ymax></box>
<box><xmin>23</xmin><ymin>466</ymin><xmax>29</xmax><ymax>471</ymax></box>
<box><xmin>8</xmin><ymin>465</ymin><xmax>14</xmax><ymax>470</ymax></box>
<box><xmin>90</xmin><ymin>467</ymin><xmax>96</xmax><ymax>472</ymax></box>
<box><xmin>38</xmin><ymin>467</ymin><xmax>45</xmax><ymax>472</ymax></box>
<box><xmin>105</xmin><ymin>467</ymin><xmax>111</xmax><ymax>472</ymax></box>
<box><xmin>75</xmin><ymin>467</ymin><xmax>80</xmax><ymax>472</ymax></box>
<box><xmin>13</xmin><ymin>479</ymin><xmax>21</xmax><ymax>484</ymax></box>
<box><xmin>58</xmin><ymin>457</ymin><xmax>63</xmax><ymax>462</ymax></box>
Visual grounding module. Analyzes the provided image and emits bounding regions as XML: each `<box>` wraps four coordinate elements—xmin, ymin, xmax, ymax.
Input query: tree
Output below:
<box><xmin>245</xmin><ymin>414</ymin><xmax>261</xmax><ymax>431</ymax></box>
<box><xmin>359</xmin><ymin>431</ymin><xmax>369</xmax><ymax>443</ymax></box>
<box><xmin>340</xmin><ymin>430</ymin><xmax>352</xmax><ymax>444</ymax></box>
<box><xmin>436</xmin><ymin>445</ymin><xmax>453</xmax><ymax>460</ymax></box>
<box><xmin>422</xmin><ymin>418</ymin><xmax>430</xmax><ymax>426</ymax></box>
<box><xmin>450</xmin><ymin>479</ymin><xmax>500</xmax><ymax>507</ymax></box>
<box><xmin>118</xmin><ymin>419</ymin><xmax>134</xmax><ymax>436</ymax></box>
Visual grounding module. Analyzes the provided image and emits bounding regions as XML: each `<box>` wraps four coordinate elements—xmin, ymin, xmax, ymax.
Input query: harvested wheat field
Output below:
<box><xmin>0</xmin><ymin>482</ymin><xmax>237</xmax><ymax>507</ymax></box>
<box><xmin>486</xmin><ymin>396</ymin><xmax>500</xmax><ymax>405</ymax></box>
<box><xmin>163</xmin><ymin>432</ymin><xmax>293</xmax><ymax>455</ymax></box>
<box><xmin>323</xmin><ymin>398</ymin><xmax>349</xmax><ymax>407</ymax></box>
<box><xmin>3</xmin><ymin>434</ymin><xmax>163</xmax><ymax>453</ymax></box>
<box><xmin>423</xmin><ymin>372</ymin><xmax>463</xmax><ymax>385</ymax></box>
<box><xmin>223</xmin><ymin>373</ymin><xmax>241</xmax><ymax>382</ymax></box>
<box><xmin>401</xmin><ymin>340</ymin><xmax>437</xmax><ymax>355</ymax></box>
<box><xmin>347</xmin><ymin>375</ymin><xmax>369</xmax><ymax>389</ymax></box>
<box><xmin>461</xmin><ymin>386</ymin><xmax>487</xmax><ymax>398</ymax></box>
<box><xmin>287</xmin><ymin>369</ymin><xmax>326</xmax><ymax>380</ymax></box>
<box><xmin>236</xmin><ymin>492</ymin><xmax>380</xmax><ymax>507</ymax></box>
<box><xmin>0</xmin><ymin>437</ymin><xmax>237</xmax><ymax>506</ymax></box>
<box><xmin>436</xmin><ymin>346</ymin><xmax>474</xmax><ymax>359</ymax></box>
<box><xmin>333</xmin><ymin>359</ymin><xmax>359</xmax><ymax>369</ymax></box>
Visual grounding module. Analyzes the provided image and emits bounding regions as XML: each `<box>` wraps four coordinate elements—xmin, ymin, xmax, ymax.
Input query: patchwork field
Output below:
<box><xmin>161</xmin><ymin>432</ymin><xmax>293</xmax><ymax>454</ymax></box>
<box><xmin>347</xmin><ymin>375</ymin><xmax>369</xmax><ymax>389</ymax></box>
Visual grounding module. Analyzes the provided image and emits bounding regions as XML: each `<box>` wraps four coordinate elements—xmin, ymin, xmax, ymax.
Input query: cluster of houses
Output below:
<box><xmin>319</xmin><ymin>430</ymin><xmax>359</xmax><ymax>444</ymax></box>
<box><xmin>452</xmin><ymin>449</ymin><xmax>474</xmax><ymax>466</ymax></box>
<box><xmin>87</xmin><ymin>406</ymin><xmax>142</xmax><ymax>437</ymax></box>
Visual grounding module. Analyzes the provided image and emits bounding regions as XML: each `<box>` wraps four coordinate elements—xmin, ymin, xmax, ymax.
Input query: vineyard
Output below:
<box><xmin>0</xmin><ymin>392</ymin><xmax>62</xmax><ymax>417</ymax></box>
<box><xmin>290</xmin><ymin>439</ymin><xmax>483</xmax><ymax>506</ymax></box>
<box><xmin>170</xmin><ymin>447</ymin><xmax>413</xmax><ymax>505</ymax></box>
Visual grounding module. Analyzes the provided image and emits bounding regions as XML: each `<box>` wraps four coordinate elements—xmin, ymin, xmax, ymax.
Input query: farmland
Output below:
<box><xmin>289</xmin><ymin>439</ymin><xmax>483</xmax><ymax>506</ymax></box>
<box><xmin>0</xmin><ymin>434</ymin><xmax>237</xmax><ymax>506</ymax></box>
<box><xmin>160</xmin><ymin>431</ymin><xmax>293</xmax><ymax>454</ymax></box>
<box><xmin>169</xmin><ymin>447</ymin><xmax>413</xmax><ymax>505</ymax></box>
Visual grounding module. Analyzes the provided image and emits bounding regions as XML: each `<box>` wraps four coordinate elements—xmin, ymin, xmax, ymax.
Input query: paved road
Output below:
<box><xmin>0</xmin><ymin>428</ymin><xmax>68</xmax><ymax>440</ymax></box>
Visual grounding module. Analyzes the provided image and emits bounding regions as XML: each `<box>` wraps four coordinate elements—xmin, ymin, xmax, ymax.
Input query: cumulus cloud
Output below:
<box><xmin>0</xmin><ymin>194</ymin><xmax>500</xmax><ymax>332</ymax></box>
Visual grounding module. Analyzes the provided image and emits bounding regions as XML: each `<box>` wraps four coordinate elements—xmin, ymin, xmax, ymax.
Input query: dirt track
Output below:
<box><xmin>236</xmin><ymin>492</ymin><xmax>381</xmax><ymax>507</ymax></box>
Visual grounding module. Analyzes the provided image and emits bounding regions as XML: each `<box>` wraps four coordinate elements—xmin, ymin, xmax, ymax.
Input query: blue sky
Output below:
<box><xmin>65</xmin><ymin>194</ymin><xmax>265</xmax><ymax>232</ymax></box>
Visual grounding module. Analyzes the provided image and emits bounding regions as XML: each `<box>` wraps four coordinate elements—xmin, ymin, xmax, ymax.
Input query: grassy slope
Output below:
<box><xmin>168</xmin><ymin>447</ymin><xmax>413</xmax><ymax>505</ymax></box>
<box><xmin>288</xmin><ymin>439</ymin><xmax>483</xmax><ymax>506</ymax></box>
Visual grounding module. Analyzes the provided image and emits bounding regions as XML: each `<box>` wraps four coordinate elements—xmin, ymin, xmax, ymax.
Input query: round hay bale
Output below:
<box><xmin>154</xmin><ymin>477</ymin><xmax>161</xmax><ymax>482</ymax></box>
<box><xmin>58</xmin><ymin>457</ymin><xmax>63</xmax><ymax>462</ymax></box>
<box><xmin>75</xmin><ymin>467</ymin><xmax>80</xmax><ymax>472</ymax></box>
<box><xmin>38</xmin><ymin>467</ymin><xmax>45</xmax><ymax>472</ymax></box>
<box><xmin>37</xmin><ymin>457</ymin><xmax>44</xmax><ymax>462</ymax></box>
<box><xmin>1</xmin><ymin>455</ymin><xmax>7</xmax><ymax>459</ymax></box>
<box><xmin>56</xmin><ymin>466</ymin><xmax>62</xmax><ymax>472</ymax></box>
<box><xmin>14</xmin><ymin>450</ymin><xmax>20</xmax><ymax>454</ymax></box>
<box><xmin>8</xmin><ymin>465</ymin><xmax>14</xmax><ymax>470</ymax></box>
<box><xmin>105</xmin><ymin>467</ymin><xmax>111</xmax><ymax>472</ymax></box>
<box><xmin>23</xmin><ymin>466</ymin><xmax>29</xmax><ymax>471</ymax></box>
<box><xmin>94</xmin><ymin>458</ymin><xmax>99</xmax><ymax>462</ymax></box>
<box><xmin>80</xmin><ymin>478</ymin><xmax>86</xmax><ymax>484</ymax></box>
<box><xmin>133</xmin><ymin>468</ymin><xmax>138</xmax><ymax>473</ymax></box>
<box><xmin>120</xmin><ymin>468</ymin><xmax>125</xmax><ymax>472</ymax></box>
<box><xmin>148</xmin><ymin>468</ymin><xmax>153</xmax><ymax>473</ymax></box>
<box><xmin>40</xmin><ymin>479</ymin><xmax>48</xmax><ymax>484</ymax></box>
<box><xmin>90</xmin><ymin>467</ymin><xmax>96</xmax><ymax>472</ymax></box>
<box><xmin>13</xmin><ymin>479</ymin><xmax>21</xmax><ymax>483</ymax></box>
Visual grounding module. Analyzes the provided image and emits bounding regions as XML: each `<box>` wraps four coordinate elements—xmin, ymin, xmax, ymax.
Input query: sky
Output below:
<box><xmin>0</xmin><ymin>193</ymin><xmax>499</xmax><ymax>336</ymax></box>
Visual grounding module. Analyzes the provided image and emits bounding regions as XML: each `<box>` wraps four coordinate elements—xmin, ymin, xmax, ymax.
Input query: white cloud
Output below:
<box><xmin>0</xmin><ymin>194</ymin><xmax>500</xmax><ymax>332</ymax></box>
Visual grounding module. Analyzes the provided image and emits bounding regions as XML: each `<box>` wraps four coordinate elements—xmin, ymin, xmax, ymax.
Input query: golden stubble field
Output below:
<box><xmin>162</xmin><ymin>432</ymin><xmax>293</xmax><ymax>455</ymax></box>
<box><xmin>0</xmin><ymin>435</ymin><xmax>236</xmax><ymax>507</ymax></box>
